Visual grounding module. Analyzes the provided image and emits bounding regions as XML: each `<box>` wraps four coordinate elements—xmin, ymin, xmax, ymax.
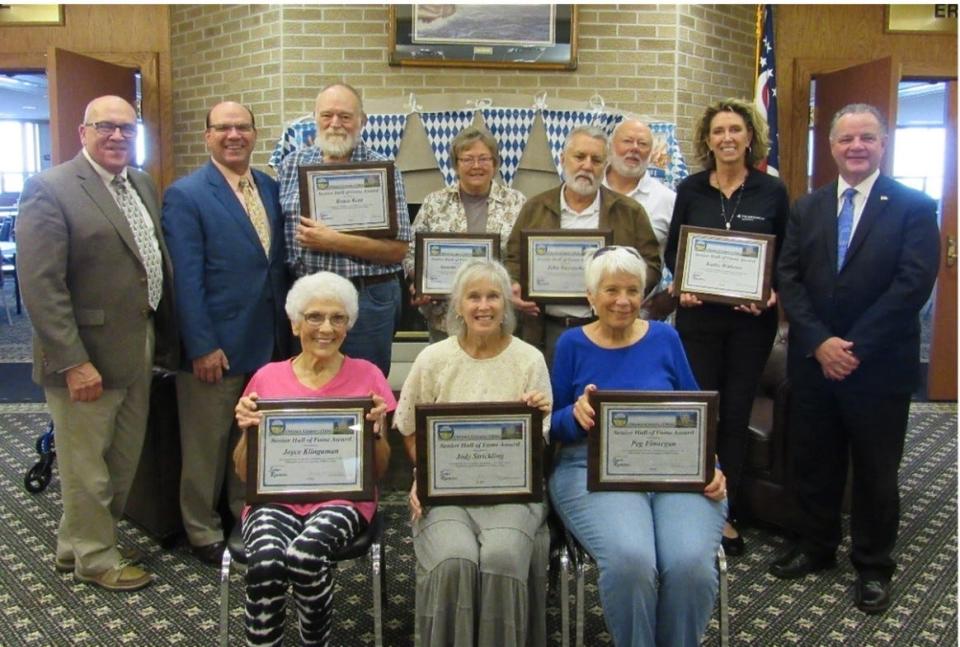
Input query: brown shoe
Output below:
<box><xmin>74</xmin><ymin>560</ymin><xmax>153</xmax><ymax>592</ymax></box>
<box><xmin>56</xmin><ymin>546</ymin><xmax>146</xmax><ymax>573</ymax></box>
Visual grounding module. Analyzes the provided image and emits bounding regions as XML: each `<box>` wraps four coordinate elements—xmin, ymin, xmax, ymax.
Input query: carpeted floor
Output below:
<box><xmin>0</xmin><ymin>403</ymin><xmax>954</xmax><ymax>646</ymax></box>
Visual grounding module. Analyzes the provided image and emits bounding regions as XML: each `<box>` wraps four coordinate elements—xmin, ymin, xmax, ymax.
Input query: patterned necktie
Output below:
<box><xmin>111</xmin><ymin>176</ymin><xmax>162</xmax><ymax>309</ymax></box>
<box><xmin>837</xmin><ymin>187</ymin><xmax>857</xmax><ymax>271</ymax></box>
<box><xmin>238</xmin><ymin>178</ymin><xmax>271</xmax><ymax>255</ymax></box>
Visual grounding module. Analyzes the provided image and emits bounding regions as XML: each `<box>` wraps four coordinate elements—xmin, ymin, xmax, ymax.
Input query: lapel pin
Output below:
<box><xmin>880</xmin><ymin>195</ymin><xmax>889</xmax><ymax>201</ymax></box>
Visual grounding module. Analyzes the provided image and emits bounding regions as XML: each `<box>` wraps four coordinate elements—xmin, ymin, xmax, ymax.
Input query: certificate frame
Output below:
<box><xmin>519</xmin><ymin>229</ymin><xmax>612</xmax><ymax>304</ymax></box>
<box><xmin>587</xmin><ymin>390</ymin><xmax>718</xmax><ymax>492</ymax></box>
<box><xmin>415</xmin><ymin>401</ymin><xmax>543</xmax><ymax>507</ymax></box>
<box><xmin>674</xmin><ymin>225</ymin><xmax>775</xmax><ymax>307</ymax></box>
<box><xmin>297</xmin><ymin>161</ymin><xmax>398</xmax><ymax>238</ymax></box>
<box><xmin>414</xmin><ymin>232</ymin><xmax>501</xmax><ymax>298</ymax></box>
<box><xmin>246</xmin><ymin>398</ymin><xmax>374</xmax><ymax>504</ymax></box>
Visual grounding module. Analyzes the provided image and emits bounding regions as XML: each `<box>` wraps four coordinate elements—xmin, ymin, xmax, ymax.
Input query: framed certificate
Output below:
<box><xmin>414</xmin><ymin>232</ymin><xmax>501</xmax><ymax>297</ymax></box>
<box><xmin>297</xmin><ymin>161</ymin><xmax>398</xmax><ymax>238</ymax></box>
<box><xmin>246</xmin><ymin>398</ymin><xmax>374</xmax><ymax>504</ymax></box>
<box><xmin>674</xmin><ymin>225</ymin><xmax>775</xmax><ymax>307</ymax></box>
<box><xmin>519</xmin><ymin>229</ymin><xmax>612</xmax><ymax>303</ymax></box>
<box><xmin>415</xmin><ymin>402</ymin><xmax>543</xmax><ymax>506</ymax></box>
<box><xmin>587</xmin><ymin>391</ymin><xmax>718</xmax><ymax>492</ymax></box>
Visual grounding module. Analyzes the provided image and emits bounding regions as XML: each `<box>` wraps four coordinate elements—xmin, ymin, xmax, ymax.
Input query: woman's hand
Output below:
<box><xmin>232</xmin><ymin>432</ymin><xmax>248</xmax><ymax>483</ymax></box>
<box><xmin>678</xmin><ymin>292</ymin><xmax>703</xmax><ymax>308</ymax></box>
<box><xmin>703</xmin><ymin>466</ymin><xmax>727</xmax><ymax>502</ymax></box>
<box><xmin>409</xmin><ymin>477</ymin><xmax>423</xmax><ymax>523</ymax></box>
<box><xmin>368</xmin><ymin>392</ymin><xmax>388</xmax><ymax>436</ymax></box>
<box><xmin>573</xmin><ymin>384</ymin><xmax>598</xmax><ymax>431</ymax></box>
<box><xmin>734</xmin><ymin>288</ymin><xmax>777</xmax><ymax>316</ymax></box>
<box><xmin>522</xmin><ymin>390</ymin><xmax>551</xmax><ymax>415</ymax></box>
<box><xmin>235</xmin><ymin>392</ymin><xmax>262</xmax><ymax>429</ymax></box>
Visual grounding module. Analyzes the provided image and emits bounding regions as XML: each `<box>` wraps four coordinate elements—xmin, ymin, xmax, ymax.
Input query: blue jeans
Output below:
<box><xmin>549</xmin><ymin>443</ymin><xmax>725</xmax><ymax>647</ymax></box>
<box><xmin>341</xmin><ymin>277</ymin><xmax>401</xmax><ymax>378</ymax></box>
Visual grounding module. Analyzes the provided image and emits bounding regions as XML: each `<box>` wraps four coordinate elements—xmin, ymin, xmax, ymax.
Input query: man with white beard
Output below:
<box><xmin>504</xmin><ymin>126</ymin><xmax>661</xmax><ymax>364</ymax></box>
<box><xmin>277</xmin><ymin>83</ymin><xmax>412</xmax><ymax>376</ymax></box>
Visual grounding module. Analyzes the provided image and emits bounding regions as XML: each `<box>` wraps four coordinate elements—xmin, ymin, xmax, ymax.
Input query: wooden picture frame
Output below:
<box><xmin>674</xmin><ymin>225</ymin><xmax>776</xmax><ymax>307</ymax></box>
<box><xmin>519</xmin><ymin>229</ymin><xmax>612</xmax><ymax>304</ymax></box>
<box><xmin>298</xmin><ymin>161</ymin><xmax>398</xmax><ymax>238</ymax></box>
<box><xmin>414</xmin><ymin>232</ymin><xmax>500</xmax><ymax>298</ymax></box>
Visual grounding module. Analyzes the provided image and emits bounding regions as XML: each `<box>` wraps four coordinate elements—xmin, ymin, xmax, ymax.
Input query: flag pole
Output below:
<box><xmin>755</xmin><ymin>4</ymin><xmax>763</xmax><ymax>76</ymax></box>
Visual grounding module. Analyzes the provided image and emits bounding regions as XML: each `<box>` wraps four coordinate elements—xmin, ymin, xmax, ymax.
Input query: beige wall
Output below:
<box><xmin>170</xmin><ymin>4</ymin><xmax>756</xmax><ymax>182</ymax></box>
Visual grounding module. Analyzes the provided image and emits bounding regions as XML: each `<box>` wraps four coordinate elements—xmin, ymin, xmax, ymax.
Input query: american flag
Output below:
<box><xmin>754</xmin><ymin>4</ymin><xmax>780</xmax><ymax>176</ymax></box>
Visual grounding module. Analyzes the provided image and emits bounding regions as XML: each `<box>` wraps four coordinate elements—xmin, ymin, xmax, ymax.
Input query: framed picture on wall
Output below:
<box><xmin>388</xmin><ymin>4</ymin><xmax>578</xmax><ymax>70</ymax></box>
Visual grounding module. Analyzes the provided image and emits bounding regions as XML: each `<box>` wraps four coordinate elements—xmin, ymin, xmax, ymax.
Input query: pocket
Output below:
<box><xmin>74</xmin><ymin>308</ymin><xmax>105</xmax><ymax>326</ymax></box>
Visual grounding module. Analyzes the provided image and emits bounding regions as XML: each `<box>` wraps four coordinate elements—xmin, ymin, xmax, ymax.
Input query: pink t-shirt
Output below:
<box><xmin>241</xmin><ymin>356</ymin><xmax>396</xmax><ymax>523</ymax></box>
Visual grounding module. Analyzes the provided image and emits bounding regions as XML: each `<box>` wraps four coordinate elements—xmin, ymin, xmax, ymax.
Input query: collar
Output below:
<box><xmin>210</xmin><ymin>157</ymin><xmax>254</xmax><ymax>191</ymax></box>
<box><xmin>82</xmin><ymin>148</ymin><xmax>128</xmax><ymax>183</ymax></box>
<box><xmin>559</xmin><ymin>184</ymin><xmax>601</xmax><ymax>216</ymax></box>
<box><xmin>838</xmin><ymin>168</ymin><xmax>880</xmax><ymax>200</ymax></box>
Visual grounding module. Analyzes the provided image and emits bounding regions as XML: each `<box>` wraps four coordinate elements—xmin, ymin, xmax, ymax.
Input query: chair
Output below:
<box><xmin>218</xmin><ymin>511</ymin><xmax>386</xmax><ymax>647</ymax></box>
<box><xmin>558</xmin><ymin>525</ymin><xmax>729</xmax><ymax>647</ymax></box>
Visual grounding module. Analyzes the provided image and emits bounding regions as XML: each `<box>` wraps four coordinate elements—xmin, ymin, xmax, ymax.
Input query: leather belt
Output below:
<box><xmin>544</xmin><ymin>313</ymin><xmax>596</xmax><ymax>328</ymax></box>
<box><xmin>350</xmin><ymin>273</ymin><xmax>396</xmax><ymax>290</ymax></box>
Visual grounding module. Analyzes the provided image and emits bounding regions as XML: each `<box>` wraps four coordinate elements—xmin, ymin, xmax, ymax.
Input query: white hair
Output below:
<box><xmin>444</xmin><ymin>259</ymin><xmax>517</xmax><ymax>338</ymax></box>
<box><xmin>584</xmin><ymin>246</ymin><xmax>647</xmax><ymax>295</ymax></box>
<box><xmin>285</xmin><ymin>271</ymin><xmax>359</xmax><ymax>329</ymax></box>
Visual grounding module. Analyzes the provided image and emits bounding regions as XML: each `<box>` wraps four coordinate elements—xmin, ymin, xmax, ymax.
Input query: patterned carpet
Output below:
<box><xmin>0</xmin><ymin>402</ymin><xmax>954</xmax><ymax>646</ymax></box>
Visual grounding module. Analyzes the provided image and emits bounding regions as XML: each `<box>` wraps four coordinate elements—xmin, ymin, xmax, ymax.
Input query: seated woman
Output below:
<box><xmin>395</xmin><ymin>259</ymin><xmax>552</xmax><ymax>647</ymax></box>
<box><xmin>548</xmin><ymin>246</ymin><xmax>726</xmax><ymax>647</ymax></box>
<box><xmin>232</xmin><ymin>271</ymin><xmax>394</xmax><ymax>647</ymax></box>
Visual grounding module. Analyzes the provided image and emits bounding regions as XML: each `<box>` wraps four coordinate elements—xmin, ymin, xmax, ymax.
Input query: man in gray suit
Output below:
<box><xmin>17</xmin><ymin>95</ymin><xmax>178</xmax><ymax>592</ymax></box>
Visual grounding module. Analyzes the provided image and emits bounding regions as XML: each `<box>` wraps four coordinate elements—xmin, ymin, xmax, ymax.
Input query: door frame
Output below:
<box><xmin>0</xmin><ymin>51</ymin><xmax>171</xmax><ymax>191</ymax></box>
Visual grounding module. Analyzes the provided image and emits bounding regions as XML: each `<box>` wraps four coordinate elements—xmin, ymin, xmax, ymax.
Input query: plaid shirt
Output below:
<box><xmin>278</xmin><ymin>141</ymin><xmax>412</xmax><ymax>278</ymax></box>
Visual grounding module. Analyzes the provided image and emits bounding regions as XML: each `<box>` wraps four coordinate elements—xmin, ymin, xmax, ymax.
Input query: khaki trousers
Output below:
<box><xmin>47</xmin><ymin>322</ymin><xmax>154</xmax><ymax>576</ymax></box>
<box><xmin>175</xmin><ymin>371</ymin><xmax>246</xmax><ymax>547</ymax></box>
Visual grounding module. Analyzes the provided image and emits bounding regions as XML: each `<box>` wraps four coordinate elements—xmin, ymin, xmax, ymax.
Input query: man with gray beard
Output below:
<box><xmin>277</xmin><ymin>83</ymin><xmax>412</xmax><ymax>377</ymax></box>
<box><xmin>504</xmin><ymin>126</ymin><xmax>661</xmax><ymax>364</ymax></box>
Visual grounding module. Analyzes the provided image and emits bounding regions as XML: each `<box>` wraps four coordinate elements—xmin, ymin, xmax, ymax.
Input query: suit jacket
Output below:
<box><xmin>17</xmin><ymin>152</ymin><xmax>179</xmax><ymax>387</ymax></box>
<box><xmin>161</xmin><ymin>161</ymin><xmax>289</xmax><ymax>375</ymax></box>
<box><xmin>777</xmin><ymin>174</ymin><xmax>940</xmax><ymax>395</ymax></box>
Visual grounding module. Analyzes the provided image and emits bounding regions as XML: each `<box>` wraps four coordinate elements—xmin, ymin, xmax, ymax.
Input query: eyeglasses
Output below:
<box><xmin>593</xmin><ymin>245</ymin><xmax>642</xmax><ymax>260</ymax></box>
<box><xmin>84</xmin><ymin>121</ymin><xmax>137</xmax><ymax>139</ymax></box>
<box><xmin>302</xmin><ymin>312</ymin><xmax>349</xmax><ymax>328</ymax></box>
<box><xmin>458</xmin><ymin>156</ymin><xmax>494</xmax><ymax>167</ymax></box>
<box><xmin>208</xmin><ymin>123</ymin><xmax>254</xmax><ymax>134</ymax></box>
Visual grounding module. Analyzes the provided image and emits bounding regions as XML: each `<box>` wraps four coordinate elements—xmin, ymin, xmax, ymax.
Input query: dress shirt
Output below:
<box><xmin>277</xmin><ymin>141</ymin><xmax>412</xmax><ymax>278</ymax></box>
<box><xmin>602</xmin><ymin>171</ymin><xmax>676</xmax><ymax>256</ymax></box>
<box><xmin>549</xmin><ymin>185</ymin><xmax>601</xmax><ymax>318</ymax></box>
<box><xmin>837</xmin><ymin>168</ymin><xmax>880</xmax><ymax>237</ymax></box>
<box><xmin>210</xmin><ymin>157</ymin><xmax>261</xmax><ymax>217</ymax></box>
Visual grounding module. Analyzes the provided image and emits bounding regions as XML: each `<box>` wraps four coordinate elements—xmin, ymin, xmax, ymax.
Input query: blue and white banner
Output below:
<box><xmin>541</xmin><ymin>110</ymin><xmax>602</xmax><ymax>179</ymax></box>
<box><xmin>269</xmin><ymin>116</ymin><xmax>316</xmax><ymax>170</ymax></box>
<box><xmin>480</xmin><ymin>107</ymin><xmax>537</xmax><ymax>187</ymax></box>
<box><xmin>648</xmin><ymin>123</ymin><xmax>689</xmax><ymax>190</ymax></box>
<box><xmin>420</xmin><ymin>110</ymin><xmax>476</xmax><ymax>186</ymax></box>
<box><xmin>362</xmin><ymin>113</ymin><xmax>408</xmax><ymax>161</ymax></box>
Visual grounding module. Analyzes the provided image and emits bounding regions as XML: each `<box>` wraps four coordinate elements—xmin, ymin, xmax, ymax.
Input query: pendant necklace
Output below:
<box><xmin>719</xmin><ymin>182</ymin><xmax>745</xmax><ymax>230</ymax></box>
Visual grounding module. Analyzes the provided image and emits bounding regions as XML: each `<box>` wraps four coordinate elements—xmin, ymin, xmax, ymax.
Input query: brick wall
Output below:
<box><xmin>171</xmin><ymin>4</ymin><xmax>756</xmax><ymax>179</ymax></box>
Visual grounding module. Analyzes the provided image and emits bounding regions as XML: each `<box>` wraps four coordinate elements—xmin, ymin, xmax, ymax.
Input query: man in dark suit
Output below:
<box><xmin>772</xmin><ymin>103</ymin><xmax>940</xmax><ymax>614</ymax></box>
<box><xmin>17</xmin><ymin>95</ymin><xmax>178</xmax><ymax>591</ymax></box>
<box><xmin>162</xmin><ymin>101</ymin><xmax>289</xmax><ymax>565</ymax></box>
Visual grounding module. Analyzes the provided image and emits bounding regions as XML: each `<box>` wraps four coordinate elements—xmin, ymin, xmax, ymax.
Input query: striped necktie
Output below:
<box><xmin>837</xmin><ymin>187</ymin><xmax>857</xmax><ymax>271</ymax></box>
<box><xmin>238</xmin><ymin>178</ymin><xmax>271</xmax><ymax>255</ymax></box>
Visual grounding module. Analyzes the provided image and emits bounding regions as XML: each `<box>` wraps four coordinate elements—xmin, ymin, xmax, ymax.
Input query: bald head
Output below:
<box><xmin>79</xmin><ymin>95</ymin><xmax>138</xmax><ymax>175</ymax></box>
<box><xmin>608</xmin><ymin>118</ymin><xmax>653</xmax><ymax>180</ymax></box>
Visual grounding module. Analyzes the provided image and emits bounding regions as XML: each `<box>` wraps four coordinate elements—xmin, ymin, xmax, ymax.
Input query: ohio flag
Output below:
<box><xmin>754</xmin><ymin>4</ymin><xmax>780</xmax><ymax>176</ymax></box>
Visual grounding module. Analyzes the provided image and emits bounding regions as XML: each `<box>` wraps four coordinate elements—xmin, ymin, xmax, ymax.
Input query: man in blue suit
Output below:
<box><xmin>162</xmin><ymin>101</ymin><xmax>289</xmax><ymax>564</ymax></box>
<box><xmin>771</xmin><ymin>103</ymin><xmax>940</xmax><ymax>614</ymax></box>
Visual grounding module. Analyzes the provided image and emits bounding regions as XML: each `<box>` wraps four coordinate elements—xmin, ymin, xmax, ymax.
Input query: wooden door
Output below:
<box><xmin>811</xmin><ymin>57</ymin><xmax>900</xmax><ymax>189</ymax></box>
<box><xmin>928</xmin><ymin>80</ymin><xmax>957</xmax><ymax>400</ymax></box>
<box><xmin>47</xmin><ymin>47</ymin><xmax>137</xmax><ymax>165</ymax></box>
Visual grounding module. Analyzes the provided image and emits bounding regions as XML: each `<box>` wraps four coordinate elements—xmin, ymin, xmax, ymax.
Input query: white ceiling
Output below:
<box><xmin>0</xmin><ymin>74</ymin><xmax>49</xmax><ymax>121</ymax></box>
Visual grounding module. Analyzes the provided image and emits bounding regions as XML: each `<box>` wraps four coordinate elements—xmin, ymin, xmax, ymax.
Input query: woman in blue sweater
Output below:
<box><xmin>549</xmin><ymin>246</ymin><xmax>726</xmax><ymax>647</ymax></box>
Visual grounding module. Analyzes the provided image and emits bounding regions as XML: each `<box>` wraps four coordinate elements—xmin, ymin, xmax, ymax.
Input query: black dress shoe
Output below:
<box><xmin>191</xmin><ymin>541</ymin><xmax>226</xmax><ymax>566</ymax></box>
<box><xmin>855</xmin><ymin>576</ymin><xmax>891</xmax><ymax>614</ymax></box>
<box><xmin>768</xmin><ymin>546</ymin><xmax>836</xmax><ymax>579</ymax></box>
<box><xmin>721</xmin><ymin>534</ymin><xmax>745</xmax><ymax>557</ymax></box>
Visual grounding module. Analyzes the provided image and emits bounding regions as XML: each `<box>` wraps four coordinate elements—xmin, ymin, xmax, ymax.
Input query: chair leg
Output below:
<box><xmin>370</xmin><ymin>539</ymin><xmax>384</xmax><ymax>647</ymax></box>
<box><xmin>717</xmin><ymin>546</ymin><xmax>729</xmax><ymax>647</ymax></box>
<box><xmin>219</xmin><ymin>548</ymin><xmax>234</xmax><ymax>647</ymax></box>
<box><xmin>559</xmin><ymin>549</ymin><xmax>571</xmax><ymax>647</ymax></box>
<box><xmin>0</xmin><ymin>286</ymin><xmax>10</xmax><ymax>325</ymax></box>
<box><xmin>575</xmin><ymin>559</ymin><xmax>585</xmax><ymax>647</ymax></box>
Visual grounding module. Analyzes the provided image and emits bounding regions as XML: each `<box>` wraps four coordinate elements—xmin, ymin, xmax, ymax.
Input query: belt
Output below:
<box><xmin>350</xmin><ymin>273</ymin><xmax>396</xmax><ymax>290</ymax></box>
<box><xmin>544</xmin><ymin>313</ymin><xmax>596</xmax><ymax>328</ymax></box>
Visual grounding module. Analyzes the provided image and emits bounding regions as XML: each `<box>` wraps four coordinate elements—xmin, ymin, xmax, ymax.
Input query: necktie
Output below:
<box><xmin>837</xmin><ymin>187</ymin><xmax>857</xmax><ymax>271</ymax></box>
<box><xmin>111</xmin><ymin>176</ymin><xmax>162</xmax><ymax>309</ymax></box>
<box><xmin>238</xmin><ymin>178</ymin><xmax>271</xmax><ymax>255</ymax></box>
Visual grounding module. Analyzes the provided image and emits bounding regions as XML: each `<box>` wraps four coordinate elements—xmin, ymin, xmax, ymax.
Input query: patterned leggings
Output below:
<box><xmin>242</xmin><ymin>504</ymin><xmax>366</xmax><ymax>647</ymax></box>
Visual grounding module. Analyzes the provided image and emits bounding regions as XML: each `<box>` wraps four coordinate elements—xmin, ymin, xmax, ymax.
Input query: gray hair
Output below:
<box><xmin>450</xmin><ymin>125</ymin><xmax>500</xmax><ymax>169</ymax></box>
<box><xmin>315</xmin><ymin>82</ymin><xmax>366</xmax><ymax>121</ymax></box>
<box><xmin>829</xmin><ymin>103</ymin><xmax>888</xmax><ymax>139</ymax></box>
<box><xmin>445</xmin><ymin>259</ymin><xmax>517</xmax><ymax>338</ymax></box>
<box><xmin>563</xmin><ymin>125</ymin><xmax>608</xmax><ymax>155</ymax></box>
<box><xmin>285</xmin><ymin>271</ymin><xmax>359</xmax><ymax>330</ymax></box>
<box><xmin>584</xmin><ymin>246</ymin><xmax>648</xmax><ymax>295</ymax></box>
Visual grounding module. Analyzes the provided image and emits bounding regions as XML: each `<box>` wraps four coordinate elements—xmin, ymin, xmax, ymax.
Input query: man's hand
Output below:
<box><xmin>65</xmin><ymin>362</ymin><xmax>103</xmax><ymax>402</ymax></box>
<box><xmin>511</xmin><ymin>282</ymin><xmax>540</xmax><ymax>316</ymax></box>
<box><xmin>814</xmin><ymin>336</ymin><xmax>860</xmax><ymax>381</ymax></box>
<box><xmin>296</xmin><ymin>216</ymin><xmax>343</xmax><ymax>252</ymax></box>
<box><xmin>408</xmin><ymin>282</ymin><xmax>433</xmax><ymax>307</ymax></box>
<box><xmin>193</xmin><ymin>349</ymin><xmax>229</xmax><ymax>384</ymax></box>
